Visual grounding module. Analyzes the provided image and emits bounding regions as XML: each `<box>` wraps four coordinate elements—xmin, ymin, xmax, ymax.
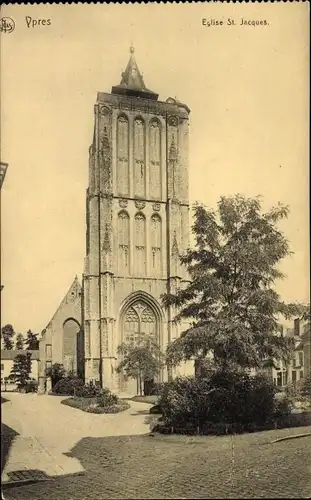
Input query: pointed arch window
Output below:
<box><xmin>134</xmin><ymin>117</ymin><xmax>146</xmax><ymax>198</ymax></box>
<box><xmin>134</xmin><ymin>212</ymin><xmax>146</xmax><ymax>275</ymax></box>
<box><xmin>149</xmin><ymin>119</ymin><xmax>161</xmax><ymax>199</ymax></box>
<box><xmin>124</xmin><ymin>307</ymin><xmax>140</xmax><ymax>346</ymax></box>
<box><xmin>151</xmin><ymin>214</ymin><xmax>162</xmax><ymax>275</ymax></box>
<box><xmin>117</xmin><ymin>211</ymin><xmax>130</xmax><ymax>274</ymax></box>
<box><xmin>117</xmin><ymin>115</ymin><xmax>129</xmax><ymax>196</ymax></box>
<box><xmin>123</xmin><ymin>302</ymin><xmax>158</xmax><ymax>346</ymax></box>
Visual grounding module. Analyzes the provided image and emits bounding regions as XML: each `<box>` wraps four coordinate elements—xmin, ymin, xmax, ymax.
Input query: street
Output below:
<box><xmin>2</xmin><ymin>393</ymin><xmax>311</xmax><ymax>499</ymax></box>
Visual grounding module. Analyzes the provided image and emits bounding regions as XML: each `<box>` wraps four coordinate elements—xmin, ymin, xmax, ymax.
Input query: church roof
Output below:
<box><xmin>111</xmin><ymin>46</ymin><xmax>158</xmax><ymax>101</ymax></box>
<box><xmin>40</xmin><ymin>276</ymin><xmax>82</xmax><ymax>336</ymax></box>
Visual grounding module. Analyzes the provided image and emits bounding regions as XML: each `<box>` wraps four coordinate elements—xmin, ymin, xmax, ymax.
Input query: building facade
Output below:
<box><xmin>1</xmin><ymin>349</ymin><xmax>39</xmax><ymax>391</ymax></box>
<box><xmin>38</xmin><ymin>277</ymin><xmax>83</xmax><ymax>392</ymax></box>
<box><xmin>264</xmin><ymin>319</ymin><xmax>309</xmax><ymax>389</ymax></box>
<box><xmin>83</xmin><ymin>47</ymin><xmax>192</xmax><ymax>393</ymax></box>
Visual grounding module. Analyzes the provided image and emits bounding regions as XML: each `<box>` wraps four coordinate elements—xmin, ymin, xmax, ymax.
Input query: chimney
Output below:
<box><xmin>294</xmin><ymin>318</ymin><xmax>300</xmax><ymax>336</ymax></box>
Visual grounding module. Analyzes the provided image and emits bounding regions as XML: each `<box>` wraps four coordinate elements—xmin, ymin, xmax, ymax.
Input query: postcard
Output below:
<box><xmin>1</xmin><ymin>2</ymin><xmax>310</xmax><ymax>499</ymax></box>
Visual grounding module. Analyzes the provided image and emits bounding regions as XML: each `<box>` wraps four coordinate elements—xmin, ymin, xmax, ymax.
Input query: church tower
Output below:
<box><xmin>83</xmin><ymin>47</ymin><xmax>191</xmax><ymax>393</ymax></box>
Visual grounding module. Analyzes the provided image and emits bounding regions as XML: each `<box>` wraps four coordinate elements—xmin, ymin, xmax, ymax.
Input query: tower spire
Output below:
<box><xmin>111</xmin><ymin>47</ymin><xmax>158</xmax><ymax>101</ymax></box>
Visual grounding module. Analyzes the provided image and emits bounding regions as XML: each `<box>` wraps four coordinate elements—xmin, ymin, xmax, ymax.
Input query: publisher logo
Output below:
<box><xmin>0</xmin><ymin>17</ymin><xmax>15</xmax><ymax>34</ymax></box>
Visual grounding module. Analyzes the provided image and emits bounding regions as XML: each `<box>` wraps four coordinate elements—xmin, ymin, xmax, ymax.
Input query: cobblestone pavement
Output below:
<box><xmin>3</xmin><ymin>431</ymin><xmax>311</xmax><ymax>499</ymax></box>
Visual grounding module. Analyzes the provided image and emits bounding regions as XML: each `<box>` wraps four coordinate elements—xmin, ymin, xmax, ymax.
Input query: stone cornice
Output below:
<box><xmin>96</xmin><ymin>92</ymin><xmax>190</xmax><ymax>118</ymax></box>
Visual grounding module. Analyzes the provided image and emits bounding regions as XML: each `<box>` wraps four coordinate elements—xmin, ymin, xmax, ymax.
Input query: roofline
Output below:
<box><xmin>41</xmin><ymin>276</ymin><xmax>81</xmax><ymax>332</ymax></box>
<box><xmin>96</xmin><ymin>92</ymin><xmax>191</xmax><ymax>115</ymax></box>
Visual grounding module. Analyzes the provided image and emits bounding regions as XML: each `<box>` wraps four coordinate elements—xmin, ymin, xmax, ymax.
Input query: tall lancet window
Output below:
<box><xmin>134</xmin><ymin>118</ymin><xmax>146</xmax><ymax>198</ymax></box>
<box><xmin>117</xmin><ymin>211</ymin><xmax>130</xmax><ymax>274</ymax></box>
<box><xmin>117</xmin><ymin>115</ymin><xmax>129</xmax><ymax>196</ymax></box>
<box><xmin>134</xmin><ymin>212</ymin><xmax>146</xmax><ymax>275</ymax></box>
<box><xmin>151</xmin><ymin>214</ymin><xmax>162</xmax><ymax>275</ymax></box>
<box><xmin>149</xmin><ymin>119</ymin><xmax>161</xmax><ymax>199</ymax></box>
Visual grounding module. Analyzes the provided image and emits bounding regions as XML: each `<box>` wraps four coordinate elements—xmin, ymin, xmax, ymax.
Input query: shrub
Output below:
<box><xmin>148</xmin><ymin>382</ymin><xmax>166</xmax><ymax>396</ymax></box>
<box><xmin>247</xmin><ymin>374</ymin><xmax>277</xmax><ymax>426</ymax></box>
<box><xmin>149</xmin><ymin>404</ymin><xmax>162</xmax><ymax>414</ymax></box>
<box><xmin>96</xmin><ymin>388</ymin><xmax>119</xmax><ymax>407</ymax></box>
<box><xmin>285</xmin><ymin>382</ymin><xmax>302</xmax><ymax>401</ymax></box>
<box><xmin>61</xmin><ymin>396</ymin><xmax>130</xmax><ymax>414</ymax></box>
<box><xmin>53</xmin><ymin>376</ymin><xmax>84</xmax><ymax>396</ymax></box>
<box><xmin>274</xmin><ymin>396</ymin><xmax>292</xmax><ymax>419</ymax></box>
<box><xmin>86</xmin><ymin>401</ymin><xmax>130</xmax><ymax>414</ymax></box>
<box><xmin>158</xmin><ymin>370</ymin><xmax>279</xmax><ymax>432</ymax></box>
<box><xmin>24</xmin><ymin>379</ymin><xmax>38</xmax><ymax>393</ymax></box>
<box><xmin>300</xmin><ymin>374</ymin><xmax>311</xmax><ymax>398</ymax></box>
<box><xmin>75</xmin><ymin>381</ymin><xmax>101</xmax><ymax>398</ymax></box>
<box><xmin>45</xmin><ymin>363</ymin><xmax>66</xmax><ymax>389</ymax></box>
<box><xmin>159</xmin><ymin>376</ymin><xmax>211</xmax><ymax>428</ymax></box>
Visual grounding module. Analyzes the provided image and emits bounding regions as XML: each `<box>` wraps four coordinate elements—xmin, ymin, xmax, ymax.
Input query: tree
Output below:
<box><xmin>116</xmin><ymin>337</ymin><xmax>165</xmax><ymax>396</ymax></box>
<box><xmin>15</xmin><ymin>333</ymin><xmax>24</xmax><ymax>350</ymax></box>
<box><xmin>300</xmin><ymin>304</ymin><xmax>310</xmax><ymax>324</ymax></box>
<box><xmin>9</xmin><ymin>352</ymin><xmax>32</xmax><ymax>389</ymax></box>
<box><xmin>162</xmin><ymin>195</ymin><xmax>306</xmax><ymax>373</ymax></box>
<box><xmin>24</xmin><ymin>330</ymin><xmax>39</xmax><ymax>350</ymax></box>
<box><xmin>1</xmin><ymin>324</ymin><xmax>14</xmax><ymax>350</ymax></box>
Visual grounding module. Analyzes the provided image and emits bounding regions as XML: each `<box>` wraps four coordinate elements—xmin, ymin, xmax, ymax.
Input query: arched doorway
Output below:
<box><xmin>63</xmin><ymin>318</ymin><xmax>84</xmax><ymax>378</ymax></box>
<box><xmin>119</xmin><ymin>295</ymin><xmax>162</xmax><ymax>395</ymax></box>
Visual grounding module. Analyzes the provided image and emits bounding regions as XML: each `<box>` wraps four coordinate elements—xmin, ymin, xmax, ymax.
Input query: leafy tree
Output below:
<box><xmin>162</xmin><ymin>195</ymin><xmax>306</xmax><ymax>373</ymax></box>
<box><xmin>9</xmin><ymin>352</ymin><xmax>32</xmax><ymax>389</ymax></box>
<box><xmin>15</xmin><ymin>333</ymin><xmax>24</xmax><ymax>350</ymax></box>
<box><xmin>24</xmin><ymin>330</ymin><xmax>39</xmax><ymax>350</ymax></box>
<box><xmin>45</xmin><ymin>363</ymin><xmax>66</xmax><ymax>389</ymax></box>
<box><xmin>300</xmin><ymin>304</ymin><xmax>310</xmax><ymax>323</ymax></box>
<box><xmin>116</xmin><ymin>337</ymin><xmax>165</xmax><ymax>396</ymax></box>
<box><xmin>300</xmin><ymin>374</ymin><xmax>311</xmax><ymax>399</ymax></box>
<box><xmin>1</xmin><ymin>324</ymin><xmax>14</xmax><ymax>350</ymax></box>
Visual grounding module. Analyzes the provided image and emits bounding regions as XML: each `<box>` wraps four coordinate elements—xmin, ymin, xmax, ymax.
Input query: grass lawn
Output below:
<box><xmin>131</xmin><ymin>395</ymin><xmax>159</xmax><ymax>404</ymax></box>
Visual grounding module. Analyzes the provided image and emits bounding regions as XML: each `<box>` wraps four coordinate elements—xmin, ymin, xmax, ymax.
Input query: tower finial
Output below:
<box><xmin>111</xmin><ymin>44</ymin><xmax>159</xmax><ymax>101</ymax></box>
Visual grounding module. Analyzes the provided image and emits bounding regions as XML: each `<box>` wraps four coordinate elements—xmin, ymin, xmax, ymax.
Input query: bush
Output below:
<box><xmin>61</xmin><ymin>390</ymin><xmax>130</xmax><ymax>414</ymax></box>
<box><xmin>45</xmin><ymin>363</ymin><xmax>66</xmax><ymax>389</ymax></box>
<box><xmin>55</xmin><ymin>379</ymin><xmax>122</xmax><ymax>411</ymax></box>
<box><xmin>300</xmin><ymin>375</ymin><xmax>311</xmax><ymax>398</ymax></box>
<box><xmin>75</xmin><ymin>381</ymin><xmax>101</xmax><ymax>398</ymax></box>
<box><xmin>285</xmin><ymin>382</ymin><xmax>301</xmax><ymax>401</ymax></box>
<box><xmin>148</xmin><ymin>382</ymin><xmax>168</xmax><ymax>396</ymax></box>
<box><xmin>96</xmin><ymin>388</ymin><xmax>119</xmax><ymax>407</ymax></box>
<box><xmin>274</xmin><ymin>396</ymin><xmax>292</xmax><ymax>419</ymax></box>
<box><xmin>86</xmin><ymin>401</ymin><xmax>130</xmax><ymax>414</ymax></box>
<box><xmin>53</xmin><ymin>376</ymin><xmax>84</xmax><ymax>396</ymax></box>
<box><xmin>24</xmin><ymin>379</ymin><xmax>38</xmax><ymax>393</ymax></box>
<box><xmin>158</xmin><ymin>370</ymin><xmax>280</xmax><ymax>432</ymax></box>
<box><xmin>149</xmin><ymin>404</ymin><xmax>162</xmax><ymax>414</ymax></box>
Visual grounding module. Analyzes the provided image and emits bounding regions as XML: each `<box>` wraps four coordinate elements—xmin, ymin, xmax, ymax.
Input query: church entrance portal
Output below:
<box><xmin>120</xmin><ymin>298</ymin><xmax>160</xmax><ymax>395</ymax></box>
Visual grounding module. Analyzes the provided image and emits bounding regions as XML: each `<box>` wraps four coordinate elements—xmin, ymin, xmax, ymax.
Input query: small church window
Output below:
<box><xmin>134</xmin><ymin>212</ymin><xmax>146</xmax><ymax>275</ymax></box>
<box><xmin>151</xmin><ymin>214</ymin><xmax>162</xmax><ymax>275</ymax></box>
<box><xmin>117</xmin><ymin>211</ymin><xmax>130</xmax><ymax>274</ymax></box>
<box><xmin>117</xmin><ymin>115</ymin><xmax>129</xmax><ymax>196</ymax></box>
<box><xmin>134</xmin><ymin>118</ymin><xmax>146</xmax><ymax>198</ymax></box>
<box><xmin>149</xmin><ymin>119</ymin><xmax>161</xmax><ymax>199</ymax></box>
<box><xmin>45</xmin><ymin>344</ymin><xmax>52</xmax><ymax>359</ymax></box>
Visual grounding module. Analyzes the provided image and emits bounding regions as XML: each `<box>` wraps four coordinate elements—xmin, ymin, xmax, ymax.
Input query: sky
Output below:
<box><xmin>1</xmin><ymin>2</ymin><xmax>310</xmax><ymax>333</ymax></box>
